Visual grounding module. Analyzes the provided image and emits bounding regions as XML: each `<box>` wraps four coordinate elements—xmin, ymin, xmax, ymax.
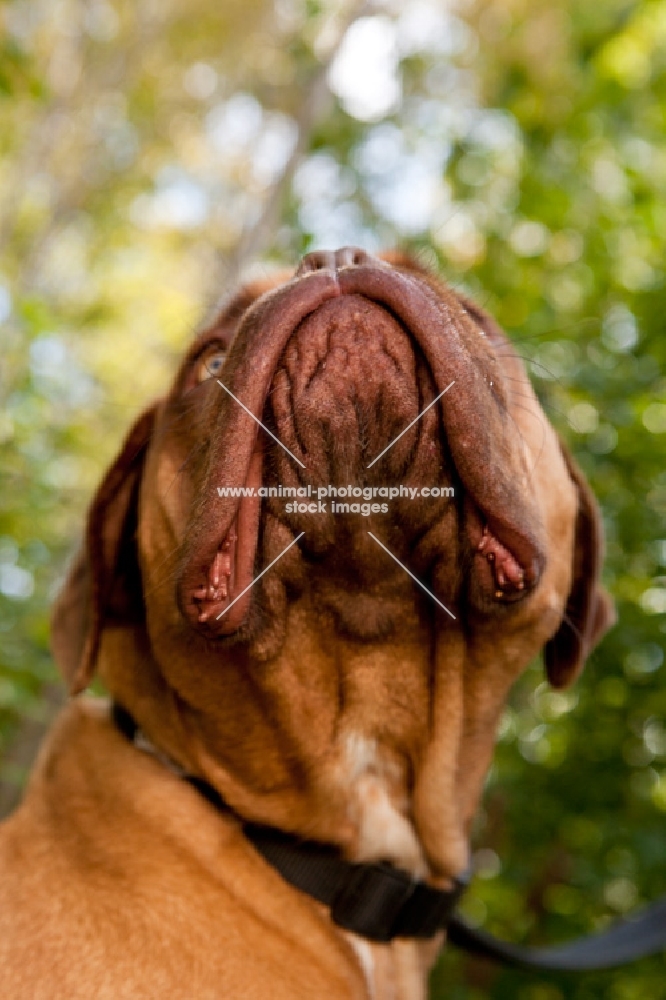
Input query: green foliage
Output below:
<box><xmin>1</xmin><ymin>1</ymin><xmax>665</xmax><ymax>995</ymax></box>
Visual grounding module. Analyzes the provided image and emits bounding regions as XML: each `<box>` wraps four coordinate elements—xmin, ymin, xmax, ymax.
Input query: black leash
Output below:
<box><xmin>112</xmin><ymin>703</ymin><xmax>666</xmax><ymax>969</ymax></box>
<box><xmin>447</xmin><ymin>905</ymin><xmax>666</xmax><ymax>971</ymax></box>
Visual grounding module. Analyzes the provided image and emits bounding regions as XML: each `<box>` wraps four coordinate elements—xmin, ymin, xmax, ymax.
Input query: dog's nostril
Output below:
<box><xmin>295</xmin><ymin>251</ymin><xmax>337</xmax><ymax>276</ymax></box>
<box><xmin>334</xmin><ymin>246</ymin><xmax>375</xmax><ymax>269</ymax></box>
<box><xmin>295</xmin><ymin>247</ymin><xmax>377</xmax><ymax>278</ymax></box>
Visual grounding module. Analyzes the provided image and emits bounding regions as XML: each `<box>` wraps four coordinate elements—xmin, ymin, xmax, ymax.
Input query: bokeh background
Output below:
<box><xmin>1</xmin><ymin>1</ymin><xmax>665</xmax><ymax>996</ymax></box>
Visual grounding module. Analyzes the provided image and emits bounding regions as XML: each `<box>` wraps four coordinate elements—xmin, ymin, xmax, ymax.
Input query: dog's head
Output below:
<box><xmin>51</xmin><ymin>248</ymin><xmax>614</xmax><ymax>877</ymax></box>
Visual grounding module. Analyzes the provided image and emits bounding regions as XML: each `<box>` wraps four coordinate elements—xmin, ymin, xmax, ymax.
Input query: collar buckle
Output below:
<box><xmin>330</xmin><ymin>861</ymin><xmax>417</xmax><ymax>942</ymax></box>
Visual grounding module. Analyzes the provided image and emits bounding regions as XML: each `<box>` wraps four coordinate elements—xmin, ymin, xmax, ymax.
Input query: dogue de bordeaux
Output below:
<box><xmin>0</xmin><ymin>249</ymin><xmax>613</xmax><ymax>999</ymax></box>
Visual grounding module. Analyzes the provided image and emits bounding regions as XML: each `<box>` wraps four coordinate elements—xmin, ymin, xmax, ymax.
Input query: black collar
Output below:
<box><xmin>112</xmin><ymin>702</ymin><xmax>468</xmax><ymax>942</ymax></box>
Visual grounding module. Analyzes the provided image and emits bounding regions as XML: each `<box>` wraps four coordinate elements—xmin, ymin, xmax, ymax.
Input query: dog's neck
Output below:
<box><xmin>98</xmin><ymin>615</ymin><xmax>467</xmax><ymax>881</ymax></box>
<box><xmin>113</xmin><ymin>683</ymin><xmax>429</xmax><ymax>879</ymax></box>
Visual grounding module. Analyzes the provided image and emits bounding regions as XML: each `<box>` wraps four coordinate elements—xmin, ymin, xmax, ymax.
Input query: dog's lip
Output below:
<box><xmin>190</xmin><ymin>528</ymin><xmax>235</xmax><ymax>618</ymax></box>
<box><xmin>178</xmin><ymin>259</ymin><xmax>546</xmax><ymax>635</ymax></box>
<box><xmin>177</xmin><ymin>270</ymin><xmax>341</xmax><ymax>635</ymax></box>
<box><xmin>336</xmin><ymin>263</ymin><xmax>546</xmax><ymax>591</ymax></box>
<box><xmin>180</xmin><ymin>449</ymin><xmax>263</xmax><ymax>636</ymax></box>
<box><xmin>472</xmin><ymin>515</ymin><xmax>543</xmax><ymax>601</ymax></box>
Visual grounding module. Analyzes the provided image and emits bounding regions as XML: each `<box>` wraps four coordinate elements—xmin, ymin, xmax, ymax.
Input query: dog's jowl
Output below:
<box><xmin>0</xmin><ymin>249</ymin><xmax>614</xmax><ymax>1000</ymax></box>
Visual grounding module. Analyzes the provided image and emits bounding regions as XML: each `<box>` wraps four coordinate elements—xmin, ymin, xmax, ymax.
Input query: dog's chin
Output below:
<box><xmin>267</xmin><ymin>294</ymin><xmax>433</xmax><ymax>486</ymax></box>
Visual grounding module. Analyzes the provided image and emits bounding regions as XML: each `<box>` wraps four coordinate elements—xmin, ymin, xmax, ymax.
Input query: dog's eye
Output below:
<box><xmin>197</xmin><ymin>349</ymin><xmax>226</xmax><ymax>383</ymax></box>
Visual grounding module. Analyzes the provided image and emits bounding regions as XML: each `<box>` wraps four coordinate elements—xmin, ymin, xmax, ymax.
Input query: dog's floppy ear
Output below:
<box><xmin>544</xmin><ymin>442</ymin><xmax>616</xmax><ymax>688</ymax></box>
<box><xmin>51</xmin><ymin>404</ymin><xmax>158</xmax><ymax>695</ymax></box>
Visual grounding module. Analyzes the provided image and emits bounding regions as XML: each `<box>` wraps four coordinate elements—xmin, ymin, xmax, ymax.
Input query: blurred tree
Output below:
<box><xmin>0</xmin><ymin>0</ymin><xmax>361</xmax><ymax>807</ymax></box>
<box><xmin>1</xmin><ymin>1</ymin><xmax>665</xmax><ymax>996</ymax></box>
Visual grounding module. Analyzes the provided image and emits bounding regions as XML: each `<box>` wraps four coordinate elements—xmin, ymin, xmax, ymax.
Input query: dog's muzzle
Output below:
<box><xmin>177</xmin><ymin>248</ymin><xmax>546</xmax><ymax>638</ymax></box>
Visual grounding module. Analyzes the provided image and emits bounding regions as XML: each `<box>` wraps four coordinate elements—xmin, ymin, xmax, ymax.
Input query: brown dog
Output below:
<box><xmin>0</xmin><ymin>249</ymin><xmax>613</xmax><ymax>999</ymax></box>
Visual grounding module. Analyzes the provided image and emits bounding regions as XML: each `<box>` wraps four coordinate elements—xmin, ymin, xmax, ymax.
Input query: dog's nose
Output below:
<box><xmin>295</xmin><ymin>246</ymin><xmax>376</xmax><ymax>277</ymax></box>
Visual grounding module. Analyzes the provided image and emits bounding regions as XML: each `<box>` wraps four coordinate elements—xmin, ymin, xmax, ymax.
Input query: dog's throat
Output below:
<box><xmin>111</xmin><ymin>702</ymin><xmax>470</xmax><ymax>944</ymax></box>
